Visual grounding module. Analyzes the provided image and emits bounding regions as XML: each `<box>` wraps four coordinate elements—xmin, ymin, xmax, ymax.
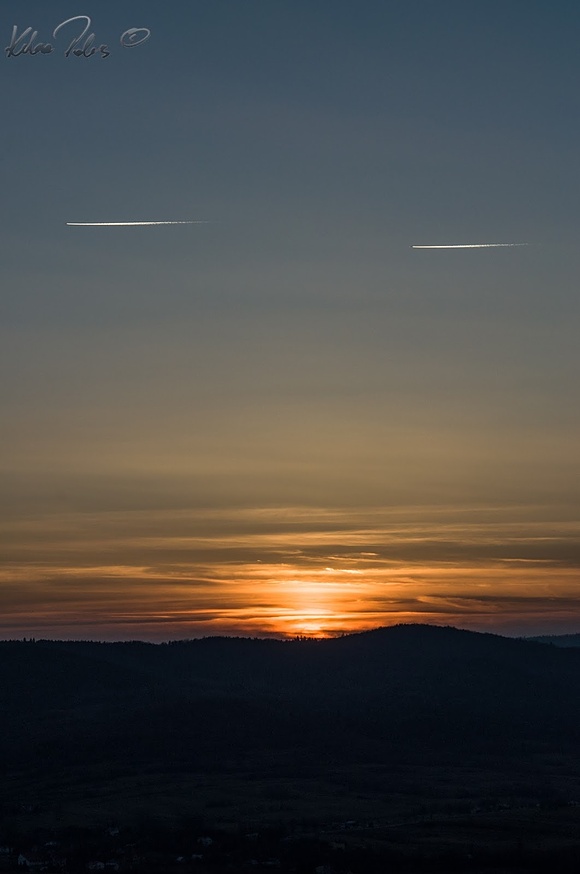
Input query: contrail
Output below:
<box><xmin>412</xmin><ymin>243</ymin><xmax>529</xmax><ymax>249</ymax></box>
<box><xmin>66</xmin><ymin>220</ymin><xmax>209</xmax><ymax>227</ymax></box>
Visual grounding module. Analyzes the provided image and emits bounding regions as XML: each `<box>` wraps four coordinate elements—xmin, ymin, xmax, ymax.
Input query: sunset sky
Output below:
<box><xmin>1</xmin><ymin>1</ymin><xmax>580</xmax><ymax>640</ymax></box>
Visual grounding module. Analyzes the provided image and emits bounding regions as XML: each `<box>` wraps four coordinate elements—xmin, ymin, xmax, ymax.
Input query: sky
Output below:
<box><xmin>1</xmin><ymin>0</ymin><xmax>580</xmax><ymax>640</ymax></box>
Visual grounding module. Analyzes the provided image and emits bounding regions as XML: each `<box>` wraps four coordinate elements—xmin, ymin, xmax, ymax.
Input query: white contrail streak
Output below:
<box><xmin>66</xmin><ymin>220</ymin><xmax>209</xmax><ymax>227</ymax></box>
<box><xmin>412</xmin><ymin>243</ymin><xmax>529</xmax><ymax>249</ymax></box>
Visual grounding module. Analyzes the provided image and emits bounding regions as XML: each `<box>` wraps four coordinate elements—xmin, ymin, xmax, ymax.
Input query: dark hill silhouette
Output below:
<box><xmin>527</xmin><ymin>632</ymin><xmax>580</xmax><ymax>647</ymax></box>
<box><xmin>3</xmin><ymin>623</ymin><xmax>580</xmax><ymax>781</ymax></box>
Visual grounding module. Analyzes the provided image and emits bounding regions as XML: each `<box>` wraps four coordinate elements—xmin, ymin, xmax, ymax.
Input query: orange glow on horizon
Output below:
<box><xmin>1</xmin><ymin>503</ymin><xmax>580</xmax><ymax>640</ymax></box>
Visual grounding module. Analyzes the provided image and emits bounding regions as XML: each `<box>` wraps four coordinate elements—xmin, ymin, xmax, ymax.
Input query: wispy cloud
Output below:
<box><xmin>66</xmin><ymin>221</ymin><xmax>209</xmax><ymax>227</ymax></box>
<box><xmin>411</xmin><ymin>243</ymin><xmax>529</xmax><ymax>249</ymax></box>
<box><xmin>2</xmin><ymin>504</ymin><xmax>580</xmax><ymax>640</ymax></box>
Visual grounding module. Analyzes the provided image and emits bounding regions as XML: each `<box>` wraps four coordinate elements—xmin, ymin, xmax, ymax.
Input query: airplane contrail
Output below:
<box><xmin>66</xmin><ymin>220</ymin><xmax>209</xmax><ymax>227</ymax></box>
<box><xmin>412</xmin><ymin>243</ymin><xmax>529</xmax><ymax>249</ymax></box>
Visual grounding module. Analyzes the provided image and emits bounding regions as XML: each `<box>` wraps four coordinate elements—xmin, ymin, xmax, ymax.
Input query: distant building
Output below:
<box><xmin>18</xmin><ymin>854</ymin><xmax>45</xmax><ymax>870</ymax></box>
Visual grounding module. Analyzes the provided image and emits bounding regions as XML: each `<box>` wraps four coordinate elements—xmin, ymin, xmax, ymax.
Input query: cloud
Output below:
<box><xmin>65</xmin><ymin>221</ymin><xmax>209</xmax><ymax>227</ymax></box>
<box><xmin>411</xmin><ymin>243</ymin><xmax>529</xmax><ymax>249</ymax></box>
<box><xmin>1</xmin><ymin>502</ymin><xmax>580</xmax><ymax>639</ymax></box>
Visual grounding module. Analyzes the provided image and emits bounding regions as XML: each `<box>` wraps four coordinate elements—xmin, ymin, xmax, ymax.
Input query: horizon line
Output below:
<box><xmin>0</xmin><ymin>623</ymin><xmax>566</xmax><ymax>645</ymax></box>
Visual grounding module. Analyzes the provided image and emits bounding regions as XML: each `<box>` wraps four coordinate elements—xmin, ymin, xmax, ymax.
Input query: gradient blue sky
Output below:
<box><xmin>1</xmin><ymin>1</ymin><xmax>580</xmax><ymax>639</ymax></box>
